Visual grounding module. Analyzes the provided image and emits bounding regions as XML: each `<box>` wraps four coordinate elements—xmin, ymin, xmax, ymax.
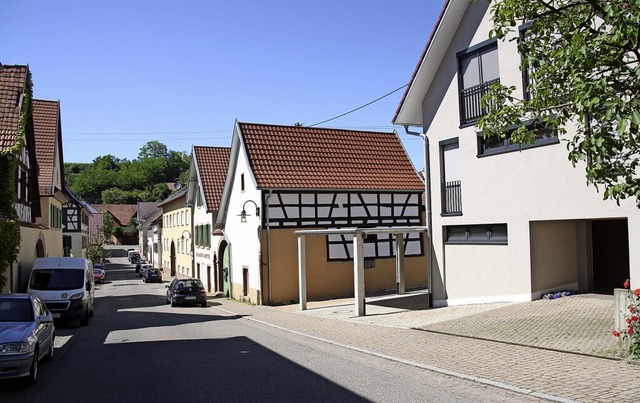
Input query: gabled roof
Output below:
<box><xmin>157</xmin><ymin>185</ymin><xmax>187</xmax><ymax>208</ymax></box>
<box><xmin>33</xmin><ymin>99</ymin><xmax>62</xmax><ymax>196</ymax></box>
<box><xmin>238</xmin><ymin>122</ymin><xmax>424</xmax><ymax>191</ymax></box>
<box><xmin>393</xmin><ymin>0</ymin><xmax>471</xmax><ymax>127</ymax></box>
<box><xmin>192</xmin><ymin>146</ymin><xmax>230</xmax><ymax>211</ymax></box>
<box><xmin>91</xmin><ymin>204</ymin><xmax>137</xmax><ymax>226</ymax></box>
<box><xmin>0</xmin><ymin>65</ymin><xmax>29</xmax><ymax>152</ymax></box>
<box><xmin>136</xmin><ymin>201</ymin><xmax>160</xmax><ymax>223</ymax></box>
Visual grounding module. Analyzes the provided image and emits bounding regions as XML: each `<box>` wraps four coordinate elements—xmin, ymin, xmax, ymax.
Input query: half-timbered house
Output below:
<box><xmin>62</xmin><ymin>184</ymin><xmax>90</xmax><ymax>257</ymax></box>
<box><xmin>0</xmin><ymin>64</ymin><xmax>41</xmax><ymax>292</ymax></box>
<box><xmin>214</xmin><ymin>122</ymin><xmax>427</xmax><ymax>305</ymax></box>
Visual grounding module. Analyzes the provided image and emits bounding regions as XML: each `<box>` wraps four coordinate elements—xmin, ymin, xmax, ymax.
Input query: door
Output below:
<box><xmin>222</xmin><ymin>244</ymin><xmax>231</xmax><ymax>297</ymax></box>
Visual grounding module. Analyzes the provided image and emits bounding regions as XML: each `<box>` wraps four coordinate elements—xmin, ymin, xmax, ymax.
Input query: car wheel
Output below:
<box><xmin>80</xmin><ymin>309</ymin><xmax>89</xmax><ymax>326</ymax></box>
<box><xmin>27</xmin><ymin>348</ymin><xmax>38</xmax><ymax>384</ymax></box>
<box><xmin>201</xmin><ymin>301</ymin><xmax>207</xmax><ymax>307</ymax></box>
<box><xmin>44</xmin><ymin>333</ymin><xmax>55</xmax><ymax>362</ymax></box>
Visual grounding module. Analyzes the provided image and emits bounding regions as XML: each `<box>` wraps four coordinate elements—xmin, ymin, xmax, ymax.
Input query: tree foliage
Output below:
<box><xmin>65</xmin><ymin>141</ymin><xmax>190</xmax><ymax>204</ymax></box>
<box><xmin>480</xmin><ymin>0</ymin><xmax>640</xmax><ymax>206</ymax></box>
<box><xmin>86</xmin><ymin>244</ymin><xmax>111</xmax><ymax>264</ymax></box>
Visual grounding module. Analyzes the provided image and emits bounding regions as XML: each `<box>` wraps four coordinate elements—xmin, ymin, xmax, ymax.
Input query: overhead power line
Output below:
<box><xmin>307</xmin><ymin>84</ymin><xmax>408</xmax><ymax>127</ymax></box>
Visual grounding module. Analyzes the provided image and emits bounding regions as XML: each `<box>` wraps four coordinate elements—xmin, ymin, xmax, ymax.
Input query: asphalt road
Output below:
<box><xmin>0</xmin><ymin>255</ymin><xmax>542</xmax><ymax>402</ymax></box>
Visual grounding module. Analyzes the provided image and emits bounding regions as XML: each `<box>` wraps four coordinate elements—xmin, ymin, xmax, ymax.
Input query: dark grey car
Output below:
<box><xmin>0</xmin><ymin>294</ymin><xmax>55</xmax><ymax>384</ymax></box>
<box><xmin>165</xmin><ymin>278</ymin><xmax>207</xmax><ymax>307</ymax></box>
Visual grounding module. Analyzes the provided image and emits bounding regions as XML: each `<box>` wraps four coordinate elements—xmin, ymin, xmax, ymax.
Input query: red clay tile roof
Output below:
<box><xmin>0</xmin><ymin>65</ymin><xmax>28</xmax><ymax>152</ymax></box>
<box><xmin>91</xmin><ymin>204</ymin><xmax>138</xmax><ymax>226</ymax></box>
<box><xmin>238</xmin><ymin>122</ymin><xmax>424</xmax><ymax>191</ymax></box>
<box><xmin>193</xmin><ymin>146</ymin><xmax>230</xmax><ymax>210</ymax></box>
<box><xmin>33</xmin><ymin>99</ymin><xmax>60</xmax><ymax>195</ymax></box>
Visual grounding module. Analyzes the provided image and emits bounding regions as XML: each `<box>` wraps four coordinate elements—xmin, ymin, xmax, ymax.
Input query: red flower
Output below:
<box><xmin>635</xmin><ymin>288</ymin><xmax>640</xmax><ymax>297</ymax></box>
<box><xmin>624</xmin><ymin>279</ymin><xmax>631</xmax><ymax>289</ymax></box>
<box><xmin>612</xmin><ymin>329</ymin><xmax>621</xmax><ymax>337</ymax></box>
<box><xmin>627</xmin><ymin>318</ymin><xmax>632</xmax><ymax>324</ymax></box>
<box><xmin>632</xmin><ymin>315</ymin><xmax>639</xmax><ymax>322</ymax></box>
<box><xmin>628</xmin><ymin>327</ymin><xmax>634</xmax><ymax>335</ymax></box>
<box><xmin>632</xmin><ymin>306</ymin><xmax>637</xmax><ymax>313</ymax></box>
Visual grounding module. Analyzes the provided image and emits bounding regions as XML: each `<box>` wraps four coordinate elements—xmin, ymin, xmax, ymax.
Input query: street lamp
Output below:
<box><xmin>239</xmin><ymin>200</ymin><xmax>260</xmax><ymax>223</ymax></box>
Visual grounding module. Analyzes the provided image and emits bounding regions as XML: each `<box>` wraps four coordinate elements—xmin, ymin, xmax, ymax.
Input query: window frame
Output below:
<box><xmin>457</xmin><ymin>38</ymin><xmax>499</xmax><ymax>127</ymax></box>
<box><xmin>445</xmin><ymin>223</ymin><xmax>508</xmax><ymax>245</ymax></box>
<box><xmin>477</xmin><ymin>120</ymin><xmax>559</xmax><ymax>157</ymax></box>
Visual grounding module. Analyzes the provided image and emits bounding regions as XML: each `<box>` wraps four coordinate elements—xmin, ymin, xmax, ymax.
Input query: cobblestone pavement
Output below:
<box><xmin>210</xmin><ymin>294</ymin><xmax>640</xmax><ymax>403</ymax></box>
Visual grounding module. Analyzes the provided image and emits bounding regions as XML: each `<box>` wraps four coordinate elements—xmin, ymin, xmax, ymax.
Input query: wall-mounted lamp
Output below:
<box><xmin>239</xmin><ymin>200</ymin><xmax>260</xmax><ymax>223</ymax></box>
<box><xmin>181</xmin><ymin>230</ymin><xmax>191</xmax><ymax>240</ymax></box>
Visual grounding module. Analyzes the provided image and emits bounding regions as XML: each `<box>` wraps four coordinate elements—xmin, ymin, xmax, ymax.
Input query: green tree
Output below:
<box><xmin>479</xmin><ymin>0</ymin><xmax>640</xmax><ymax>206</ymax></box>
<box><xmin>86</xmin><ymin>244</ymin><xmax>111</xmax><ymax>264</ymax></box>
<box><xmin>102</xmin><ymin>212</ymin><xmax>114</xmax><ymax>244</ymax></box>
<box><xmin>138</xmin><ymin>140</ymin><xmax>169</xmax><ymax>160</ymax></box>
<box><xmin>102</xmin><ymin>187</ymin><xmax>139</xmax><ymax>204</ymax></box>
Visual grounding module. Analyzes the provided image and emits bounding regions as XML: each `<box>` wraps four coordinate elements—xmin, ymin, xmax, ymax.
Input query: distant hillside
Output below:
<box><xmin>64</xmin><ymin>141</ymin><xmax>190</xmax><ymax>204</ymax></box>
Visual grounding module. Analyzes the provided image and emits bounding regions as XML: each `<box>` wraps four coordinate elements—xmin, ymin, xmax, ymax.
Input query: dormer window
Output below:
<box><xmin>458</xmin><ymin>39</ymin><xmax>499</xmax><ymax>126</ymax></box>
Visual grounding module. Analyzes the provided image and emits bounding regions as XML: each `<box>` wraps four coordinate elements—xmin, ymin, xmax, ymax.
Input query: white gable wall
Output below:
<box><xmin>223</xmin><ymin>138</ymin><xmax>263</xmax><ymax>302</ymax></box>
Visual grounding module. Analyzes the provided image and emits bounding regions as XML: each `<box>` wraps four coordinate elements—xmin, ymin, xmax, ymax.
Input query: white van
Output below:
<box><xmin>27</xmin><ymin>257</ymin><xmax>95</xmax><ymax>325</ymax></box>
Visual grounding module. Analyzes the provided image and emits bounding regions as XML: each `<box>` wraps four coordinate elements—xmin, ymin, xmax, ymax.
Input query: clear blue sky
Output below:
<box><xmin>1</xmin><ymin>0</ymin><xmax>442</xmax><ymax>169</ymax></box>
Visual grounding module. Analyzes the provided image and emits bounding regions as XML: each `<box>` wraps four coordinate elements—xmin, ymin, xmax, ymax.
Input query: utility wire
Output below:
<box><xmin>307</xmin><ymin>84</ymin><xmax>408</xmax><ymax>127</ymax></box>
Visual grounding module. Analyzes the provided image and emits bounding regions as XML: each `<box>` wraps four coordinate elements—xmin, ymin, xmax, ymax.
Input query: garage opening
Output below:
<box><xmin>592</xmin><ymin>219</ymin><xmax>629</xmax><ymax>291</ymax></box>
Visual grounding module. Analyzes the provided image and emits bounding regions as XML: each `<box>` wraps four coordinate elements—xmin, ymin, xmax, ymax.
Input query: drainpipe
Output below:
<box><xmin>404</xmin><ymin>125</ymin><xmax>433</xmax><ymax>307</ymax></box>
<box><xmin>265</xmin><ymin>190</ymin><xmax>273</xmax><ymax>304</ymax></box>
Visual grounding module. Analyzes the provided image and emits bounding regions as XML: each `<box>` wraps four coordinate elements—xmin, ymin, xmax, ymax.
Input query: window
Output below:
<box><xmin>477</xmin><ymin>122</ymin><xmax>558</xmax><ymax>157</ymax></box>
<box><xmin>445</xmin><ymin>224</ymin><xmax>508</xmax><ymax>245</ymax></box>
<box><xmin>458</xmin><ymin>39</ymin><xmax>499</xmax><ymax>126</ymax></box>
<box><xmin>440</xmin><ymin>138</ymin><xmax>462</xmax><ymax>215</ymax></box>
<box><xmin>241</xmin><ymin>173</ymin><xmax>245</xmax><ymax>192</ymax></box>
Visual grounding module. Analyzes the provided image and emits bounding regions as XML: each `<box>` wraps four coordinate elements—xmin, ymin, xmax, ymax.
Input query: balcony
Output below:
<box><xmin>459</xmin><ymin>78</ymin><xmax>499</xmax><ymax>126</ymax></box>
<box><xmin>442</xmin><ymin>181</ymin><xmax>462</xmax><ymax>215</ymax></box>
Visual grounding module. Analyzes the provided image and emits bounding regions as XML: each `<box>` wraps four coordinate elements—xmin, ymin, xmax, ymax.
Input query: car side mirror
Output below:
<box><xmin>40</xmin><ymin>313</ymin><xmax>53</xmax><ymax>324</ymax></box>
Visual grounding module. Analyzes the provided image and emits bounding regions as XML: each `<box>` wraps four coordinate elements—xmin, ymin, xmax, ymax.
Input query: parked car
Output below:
<box><xmin>130</xmin><ymin>252</ymin><xmax>141</xmax><ymax>265</ymax></box>
<box><xmin>93</xmin><ymin>268</ymin><xmax>105</xmax><ymax>284</ymax></box>
<box><xmin>135</xmin><ymin>260</ymin><xmax>148</xmax><ymax>273</ymax></box>
<box><xmin>143</xmin><ymin>269</ymin><xmax>162</xmax><ymax>283</ymax></box>
<box><xmin>126</xmin><ymin>249</ymin><xmax>136</xmax><ymax>262</ymax></box>
<box><xmin>0</xmin><ymin>293</ymin><xmax>55</xmax><ymax>384</ymax></box>
<box><xmin>166</xmin><ymin>278</ymin><xmax>207</xmax><ymax>307</ymax></box>
<box><xmin>138</xmin><ymin>263</ymin><xmax>153</xmax><ymax>277</ymax></box>
<box><xmin>27</xmin><ymin>257</ymin><xmax>94</xmax><ymax>326</ymax></box>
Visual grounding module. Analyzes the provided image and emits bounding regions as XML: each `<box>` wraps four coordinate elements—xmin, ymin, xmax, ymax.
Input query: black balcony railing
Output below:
<box><xmin>459</xmin><ymin>78</ymin><xmax>499</xmax><ymax>126</ymax></box>
<box><xmin>442</xmin><ymin>180</ymin><xmax>462</xmax><ymax>215</ymax></box>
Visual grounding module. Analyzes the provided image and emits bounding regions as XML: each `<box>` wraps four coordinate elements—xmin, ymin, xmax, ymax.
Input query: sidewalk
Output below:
<box><xmin>211</xmin><ymin>293</ymin><xmax>640</xmax><ymax>402</ymax></box>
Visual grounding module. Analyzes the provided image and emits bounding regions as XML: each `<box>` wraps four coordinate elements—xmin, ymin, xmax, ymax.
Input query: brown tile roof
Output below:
<box><xmin>0</xmin><ymin>65</ymin><xmax>28</xmax><ymax>152</ymax></box>
<box><xmin>91</xmin><ymin>204</ymin><xmax>137</xmax><ymax>226</ymax></box>
<box><xmin>193</xmin><ymin>146</ymin><xmax>230</xmax><ymax>210</ymax></box>
<box><xmin>238</xmin><ymin>122</ymin><xmax>424</xmax><ymax>191</ymax></box>
<box><xmin>136</xmin><ymin>201</ymin><xmax>160</xmax><ymax>223</ymax></box>
<box><xmin>33</xmin><ymin>99</ymin><xmax>60</xmax><ymax>195</ymax></box>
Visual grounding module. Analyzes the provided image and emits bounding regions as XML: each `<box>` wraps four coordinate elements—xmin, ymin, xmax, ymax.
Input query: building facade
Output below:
<box><xmin>393</xmin><ymin>0</ymin><xmax>640</xmax><ymax>306</ymax></box>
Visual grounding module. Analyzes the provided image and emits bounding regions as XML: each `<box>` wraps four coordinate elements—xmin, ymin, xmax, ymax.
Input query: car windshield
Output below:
<box><xmin>0</xmin><ymin>298</ymin><xmax>34</xmax><ymax>322</ymax></box>
<box><xmin>178</xmin><ymin>280</ymin><xmax>203</xmax><ymax>288</ymax></box>
<box><xmin>30</xmin><ymin>269</ymin><xmax>85</xmax><ymax>290</ymax></box>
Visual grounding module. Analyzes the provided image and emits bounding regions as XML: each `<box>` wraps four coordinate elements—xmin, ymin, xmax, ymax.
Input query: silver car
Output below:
<box><xmin>0</xmin><ymin>293</ymin><xmax>55</xmax><ymax>384</ymax></box>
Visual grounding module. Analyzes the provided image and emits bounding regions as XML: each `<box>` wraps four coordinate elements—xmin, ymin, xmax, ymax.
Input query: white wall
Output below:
<box><xmin>421</xmin><ymin>1</ymin><xmax>640</xmax><ymax>305</ymax></box>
